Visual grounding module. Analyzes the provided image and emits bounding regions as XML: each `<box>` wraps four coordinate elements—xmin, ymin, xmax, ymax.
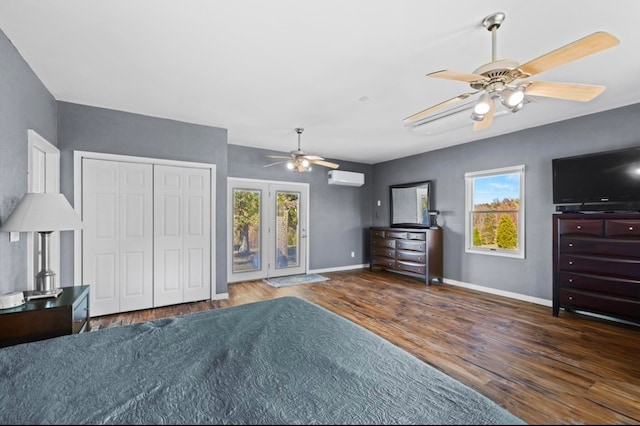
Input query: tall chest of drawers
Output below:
<box><xmin>552</xmin><ymin>213</ymin><xmax>640</xmax><ymax>323</ymax></box>
<box><xmin>370</xmin><ymin>227</ymin><xmax>443</xmax><ymax>285</ymax></box>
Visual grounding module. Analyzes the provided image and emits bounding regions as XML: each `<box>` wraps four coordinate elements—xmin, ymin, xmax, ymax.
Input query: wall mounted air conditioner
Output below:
<box><xmin>328</xmin><ymin>170</ymin><xmax>365</xmax><ymax>187</ymax></box>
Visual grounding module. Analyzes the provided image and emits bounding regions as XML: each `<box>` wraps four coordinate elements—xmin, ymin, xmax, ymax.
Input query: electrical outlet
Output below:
<box><xmin>10</xmin><ymin>232</ymin><xmax>19</xmax><ymax>242</ymax></box>
<box><xmin>377</xmin><ymin>200</ymin><xmax>381</xmax><ymax>206</ymax></box>
<box><xmin>351</xmin><ymin>251</ymin><xmax>355</xmax><ymax>258</ymax></box>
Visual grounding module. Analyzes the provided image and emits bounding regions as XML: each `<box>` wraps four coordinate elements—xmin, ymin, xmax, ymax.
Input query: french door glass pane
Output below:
<box><xmin>275</xmin><ymin>191</ymin><xmax>300</xmax><ymax>269</ymax></box>
<box><xmin>232</xmin><ymin>188</ymin><xmax>262</xmax><ymax>273</ymax></box>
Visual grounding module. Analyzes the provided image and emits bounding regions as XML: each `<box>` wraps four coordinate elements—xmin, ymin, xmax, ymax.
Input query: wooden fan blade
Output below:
<box><xmin>311</xmin><ymin>159</ymin><xmax>340</xmax><ymax>169</ymax></box>
<box><xmin>473</xmin><ymin>98</ymin><xmax>495</xmax><ymax>131</ymax></box>
<box><xmin>266</xmin><ymin>155</ymin><xmax>293</xmax><ymax>159</ymax></box>
<box><xmin>263</xmin><ymin>161</ymin><xmax>287</xmax><ymax>168</ymax></box>
<box><xmin>428</xmin><ymin>70</ymin><xmax>488</xmax><ymax>84</ymax></box>
<box><xmin>511</xmin><ymin>32</ymin><xmax>619</xmax><ymax>79</ymax></box>
<box><xmin>403</xmin><ymin>92</ymin><xmax>478</xmax><ymax>124</ymax></box>
<box><xmin>302</xmin><ymin>155</ymin><xmax>324</xmax><ymax>161</ymax></box>
<box><xmin>523</xmin><ymin>81</ymin><xmax>605</xmax><ymax>102</ymax></box>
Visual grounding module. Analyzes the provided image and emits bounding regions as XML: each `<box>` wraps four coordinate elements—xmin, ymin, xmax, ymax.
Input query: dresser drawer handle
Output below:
<box><xmin>568</xmin><ymin>261</ymin><xmax>573</xmax><ymax>265</ymax></box>
<box><xmin>630</xmin><ymin>227</ymin><xmax>634</xmax><ymax>231</ymax></box>
<box><xmin>576</xmin><ymin>225</ymin><xmax>581</xmax><ymax>229</ymax></box>
<box><xmin>568</xmin><ymin>278</ymin><xmax>573</xmax><ymax>283</ymax></box>
<box><xmin>568</xmin><ymin>243</ymin><xmax>573</xmax><ymax>247</ymax></box>
<box><xmin>568</xmin><ymin>296</ymin><xmax>573</xmax><ymax>301</ymax></box>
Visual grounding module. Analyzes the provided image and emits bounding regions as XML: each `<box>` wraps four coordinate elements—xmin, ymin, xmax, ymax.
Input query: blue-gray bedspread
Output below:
<box><xmin>0</xmin><ymin>296</ymin><xmax>525</xmax><ymax>424</ymax></box>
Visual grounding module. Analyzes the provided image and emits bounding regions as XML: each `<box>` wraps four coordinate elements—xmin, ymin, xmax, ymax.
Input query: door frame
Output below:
<box><xmin>73</xmin><ymin>151</ymin><xmax>218</xmax><ymax>298</ymax></box>
<box><xmin>227</xmin><ymin>177</ymin><xmax>310</xmax><ymax>283</ymax></box>
<box><xmin>27</xmin><ymin>129</ymin><xmax>60</xmax><ymax>290</ymax></box>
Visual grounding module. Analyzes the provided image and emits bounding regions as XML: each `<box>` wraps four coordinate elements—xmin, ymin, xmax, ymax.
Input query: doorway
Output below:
<box><xmin>27</xmin><ymin>130</ymin><xmax>60</xmax><ymax>290</ymax></box>
<box><xmin>227</xmin><ymin>178</ymin><xmax>308</xmax><ymax>283</ymax></box>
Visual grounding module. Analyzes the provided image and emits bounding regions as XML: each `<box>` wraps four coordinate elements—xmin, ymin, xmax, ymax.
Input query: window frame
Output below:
<box><xmin>464</xmin><ymin>164</ymin><xmax>525</xmax><ymax>259</ymax></box>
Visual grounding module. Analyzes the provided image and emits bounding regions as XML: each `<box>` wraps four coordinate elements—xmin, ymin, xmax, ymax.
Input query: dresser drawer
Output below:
<box><xmin>560</xmin><ymin>254</ymin><xmax>640</xmax><ymax>279</ymax></box>
<box><xmin>560</xmin><ymin>236</ymin><xmax>640</xmax><ymax>258</ymax></box>
<box><xmin>371</xmin><ymin>229</ymin><xmax>386</xmax><ymax>239</ymax></box>
<box><xmin>559</xmin><ymin>271</ymin><xmax>640</xmax><ymax>299</ymax></box>
<box><xmin>396</xmin><ymin>240</ymin><xmax>426</xmax><ymax>252</ymax></box>
<box><xmin>406</xmin><ymin>232</ymin><xmax>426</xmax><ymax>241</ymax></box>
<box><xmin>372</xmin><ymin>238</ymin><xmax>395</xmax><ymax>249</ymax></box>
<box><xmin>558</xmin><ymin>219</ymin><xmax>603</xmax><ymax>236</ymax></box>
<box><xmin>396</xmin><ymin>260</ymin><xmax>426</xmax><ymax>275</ymax></box>
<box><xmin>605</xmin><ymin>220</ymin><xmax>640</xmax><ymax>238</ymax></box>
<box><xmin>560</xmin><ymin>289</ymin><xmax>640</xmax><ymax>321</ymax></box>
<box><xmin>371</xmin><ymin>256</ymin><xmax>395</xmax><ymax>269</ymax></box>
<box><xmin>385</xmin><ymin>231</ymin><xmax>408</xmax><ymax>239</ymax></box>
<box><xmin>372</xmin><ymin>247</ymin><xmax>395</xmax><ymax>259</ymax></box>
<box><xmin>396</xmin><ymin>250</ymin><xmax>426</xmax><ymax>263</ymax></box>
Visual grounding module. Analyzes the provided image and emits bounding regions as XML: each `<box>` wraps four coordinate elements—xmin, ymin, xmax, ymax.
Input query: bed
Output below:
<box><xmin>0</xmin><ymin>296</ymin><xmax>524</xmax><ymax>424</ymax></box>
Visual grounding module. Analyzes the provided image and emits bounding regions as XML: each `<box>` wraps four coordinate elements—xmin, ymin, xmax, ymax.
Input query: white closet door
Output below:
<box><xmin>154</xmin><ymin>165</ymin><xmax>211</xmax><ymax>307</ymax></box>
<box><xmin>83</xmin><ymin>159</ymin><xmax>153</xmax><ymax>316</ymax></box>
<box><xmin>183</xmin><ymin>168</ymin><xmax>211</xmax><ymax>303</ymax></box>
<box><xmin>119</xmin><ymin>162</ymin><xmax>154</xmax><ymax>312</ymax></box>
<box><xmin>83</xmin><ymin>159</ymin><xmax>120</xmax><ymax>316</ymax></box>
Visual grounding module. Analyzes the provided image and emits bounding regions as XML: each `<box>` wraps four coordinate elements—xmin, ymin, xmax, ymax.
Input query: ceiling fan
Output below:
<box><xmin>265</xmin><ymin>128</ymin><xmax>339</xmax><ymax>172</ymax></box>
<box><xmin>404</xmin><ymin>12</ymin><xmax>619</xmax><ymax>131</ymax></box>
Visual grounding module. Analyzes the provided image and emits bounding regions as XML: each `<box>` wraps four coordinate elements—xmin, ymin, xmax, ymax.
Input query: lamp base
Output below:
<box><xmin>35</xmin><ymin>270</ymin><xmax>55</xmax><ymax>293</ymax></box>
<box><xmin>24</xmin><ymin>288</ymin><xmax>63</xmax><ymax>301</ymax></box>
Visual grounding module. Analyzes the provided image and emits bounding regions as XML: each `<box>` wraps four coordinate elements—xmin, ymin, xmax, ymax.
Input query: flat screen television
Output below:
<box><xmin>552</xmin><ymin>146</ymin><xmax>640</xmax><ymax>209</ymax></box>
<box><xmin>389</xmin><ymin>180</ymin><xmax>435</xmax><ymax>228</ymax></box>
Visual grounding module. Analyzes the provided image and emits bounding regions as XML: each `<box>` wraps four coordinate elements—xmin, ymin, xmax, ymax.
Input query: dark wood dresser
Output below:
<box><xmin>370</xmin><ymin>227</ymin><xmax>443</xmax><ymax>285</ymax></box>
<box><xmin>0</xmin><ymin>285</ymin><xmax>90</xmax><ymax>347</ymax></box>
<box><xmin>552</xmin><ymin>213</ymin><xmax>640</xmax><ymax>324</ymax></box>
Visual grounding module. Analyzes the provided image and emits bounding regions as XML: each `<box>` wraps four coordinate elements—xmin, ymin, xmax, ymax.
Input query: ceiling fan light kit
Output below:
<box><xmin>404</xmin><ymin>12</ymin><xmax>620</xmax><ymax>131</ymax></box>
<box><xmin>264</xmin><ymin>127</ymin><xmax>340</xmax><ymax>172</ymax></box>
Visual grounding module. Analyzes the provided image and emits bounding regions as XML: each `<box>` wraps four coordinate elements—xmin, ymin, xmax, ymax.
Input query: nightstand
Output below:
<box><xmin>0</xmin><ymin>285</ymin><xmax>90</xmax><ymax>347</ymax></box>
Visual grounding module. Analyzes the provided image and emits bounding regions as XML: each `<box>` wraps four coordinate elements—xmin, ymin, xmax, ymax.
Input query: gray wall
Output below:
<box><xmin>56</xmin><ymin>102</ymin><xmax>229</xmax><ymax>294</ymax></box>
<box><xmin>228</xmin><ymin>144</ymin><xmax>373</xmax><ymax>269</ymax></box>
<box><xmin>372</xmin><ymin>103</ymin><xmax>640</xmax><ymax>300</ymax></box>
<box><xmin>0</xmin><ymin>29</ymin><xmax>57</xmax><ymax>294</ymax></box>
<box><xmin>4</xmin><ymin>20</ymin><xmax>640</xmax><ymax>304</ymax></box>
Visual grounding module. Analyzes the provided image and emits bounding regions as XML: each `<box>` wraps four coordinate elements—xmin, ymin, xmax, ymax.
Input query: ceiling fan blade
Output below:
<box><xmin>404</xmin><ymin>91</ymin><xmax>478</xmax><ymax>124</ymax></box>
<box><xmin>311</xmin><ymin>159</ymin><xmax>340</xmax><ymax>169</ymax></box>
<box><xmin>523</xmin><ymin>81</ymin><xmax>605</xmax><ymax>102</ymax></box>
<box><xmin>263</xmin><ymin>161</ymin><xmax>288</xmax><ymax>168</ymax></box>
<box><xmin>302</xmin><ymin>155</ymin><xmax>324</xmax><ymax>161</ymax></box>
<box><xmin>266</xmin><ymin>155</ymin><xmax>293</xmax><ymax>159</ymax></box>
<box><xmin>473</xmin><ymin>98</ymin><xmax>495</xmax><ymax>131</ymax></box>
<box><xmin>511</xmin><ymin>32</ymin><xmax>619</xmax><ymax>79</ymax></box>
<box><xmin>428</xmin><ymin>70</ymin><xmax>488</xmax><ymax>84</ymax></box>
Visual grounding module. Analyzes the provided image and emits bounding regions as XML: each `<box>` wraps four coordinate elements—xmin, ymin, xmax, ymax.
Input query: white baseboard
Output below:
<box><xmin>310</xmin><ymin>264</ymin><xmax>369</xmax><ymax>274</ymax></box>
<box><xmin>442</xmin><ymin>278</ymin><xmax>552</xmax><ymax>307</ymax></box>
<box><xmin>211</xmin><ymin>292</ymin><xmax>229</xmax><ymax>301</ymax></box>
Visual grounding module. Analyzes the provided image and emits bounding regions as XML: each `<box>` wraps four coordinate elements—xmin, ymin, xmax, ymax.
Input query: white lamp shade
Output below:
<box><xmin>0</xmin><ymin>192</ymin><xmax>83</xmax><ymax>232</ymax></box>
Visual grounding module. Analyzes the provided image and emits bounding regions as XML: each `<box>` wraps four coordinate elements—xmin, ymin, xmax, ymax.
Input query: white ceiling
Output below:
<box><xmin>1</xmin><ymin>0</ymin><xmax>639</xmax><ymax>164</ymax></box>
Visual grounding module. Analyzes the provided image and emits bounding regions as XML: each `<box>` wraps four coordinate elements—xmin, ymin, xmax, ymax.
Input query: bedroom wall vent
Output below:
<box><xmin>328</xmin><ymin>170</ymin><xmax>365</xmax><ymax>187</ymax></box>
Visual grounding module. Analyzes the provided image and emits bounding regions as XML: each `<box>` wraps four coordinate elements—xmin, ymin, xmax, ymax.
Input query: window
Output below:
<box><xmin>465</xmin><ymin>165</ymin><xmax>525</xmax><ymax>258</ymax></box>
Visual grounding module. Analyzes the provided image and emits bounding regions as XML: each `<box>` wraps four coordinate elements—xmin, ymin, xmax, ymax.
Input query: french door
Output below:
<box><xmin>227</xmin><ymin>178</ymin><xmax>308</xmax><ymax>283</ymax></box>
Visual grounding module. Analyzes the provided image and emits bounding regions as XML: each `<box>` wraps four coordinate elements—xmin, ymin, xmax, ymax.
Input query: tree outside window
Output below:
<box><xmin>464</xmin><ymin>165</ymin><xmax>525</xmax><ymax>258</ymax></box>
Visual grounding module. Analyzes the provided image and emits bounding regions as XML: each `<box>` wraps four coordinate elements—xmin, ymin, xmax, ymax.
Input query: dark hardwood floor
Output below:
<box><xmin>90</xmin><ymin>269</ymin><xmax>640</xmax><ymax>425</ymax></box>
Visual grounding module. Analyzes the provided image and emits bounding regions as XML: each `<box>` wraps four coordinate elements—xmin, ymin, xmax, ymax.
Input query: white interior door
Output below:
<box><xmin>82</xmin><ymin>158</ymin><xmax>153</xmax><ymax>316</ymax></box>
<box><xmin>228</xmin><ymin>179</ymin><xmax>308</xmax><ymax>283</ymax></box>
<box><xmin>27</xmin><ymin>130</ymin><xmax>60</xmax><ymax>290</ymax></box>
<box><xmin>154</xmin><ymin>165</ymin><xmax>211</xmax><ymax>307</ymax></box>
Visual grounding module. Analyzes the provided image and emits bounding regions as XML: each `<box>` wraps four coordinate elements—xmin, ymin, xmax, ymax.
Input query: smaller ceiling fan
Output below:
<box><xmin>404</xmin><ymin>12</ymin><xmax>620</xmax><ymax>131</ymax></box>
<box><xmin>265</xmin><ymin>128</ymin><xmax>339</xmax><ymax>172</ymax></box>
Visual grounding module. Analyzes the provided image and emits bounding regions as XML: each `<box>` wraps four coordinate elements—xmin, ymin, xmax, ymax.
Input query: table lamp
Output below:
<box><xmin>0</xmin><ymin>192</ymin><xmax>83</xmax><ymax>295</ymax></box>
